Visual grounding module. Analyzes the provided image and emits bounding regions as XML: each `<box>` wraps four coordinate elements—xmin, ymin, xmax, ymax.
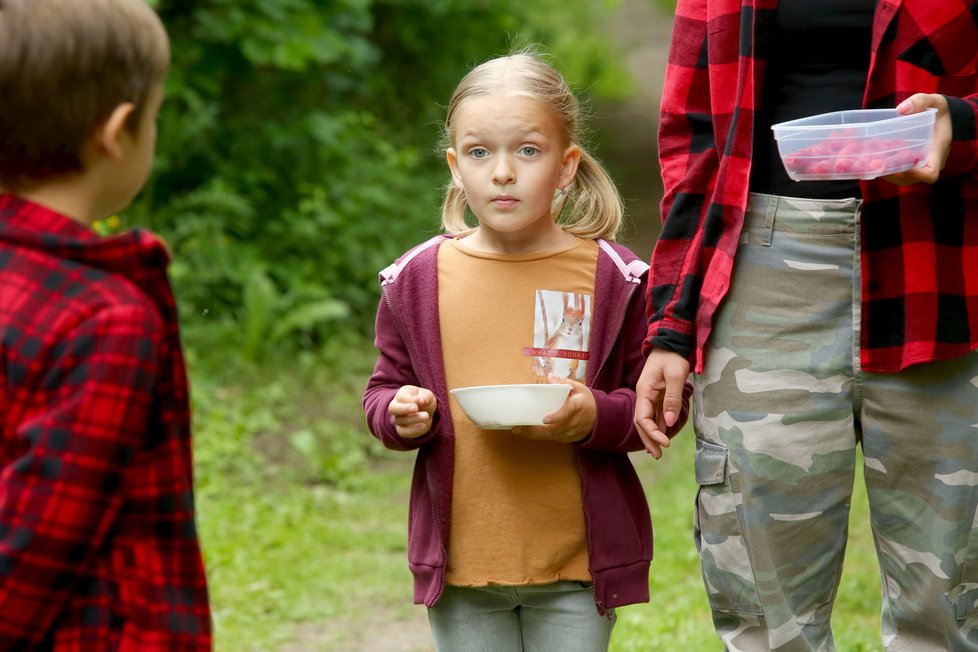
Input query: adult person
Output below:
<box><xmin>635</xmin><ymin>0</ymin><xmax>978</xmax><ymax>650</ymax></box>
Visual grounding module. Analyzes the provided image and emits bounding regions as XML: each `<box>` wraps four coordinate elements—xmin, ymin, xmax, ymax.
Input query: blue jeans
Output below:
<box><xmin>427</xmin><ymin>581</ymin><xmax>615</xmax><ymax>652</ymax></box>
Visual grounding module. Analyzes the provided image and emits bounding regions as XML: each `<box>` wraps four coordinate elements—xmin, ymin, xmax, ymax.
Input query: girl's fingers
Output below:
<box><xmin>395</xmin><ymin>411</ymin><xmax>429</xmax><ymax>425</ymax></box>
<box><xmin>389</xmin><ymin>400</ymin><xmax>419</xmax><ymax>417</ymax></box>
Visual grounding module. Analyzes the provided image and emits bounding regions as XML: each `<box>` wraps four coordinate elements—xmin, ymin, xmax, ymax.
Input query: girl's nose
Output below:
<box><xmin>492</xmin><ymin>156</ymin><xmax>515</xmax><ymax>184</ymax></box>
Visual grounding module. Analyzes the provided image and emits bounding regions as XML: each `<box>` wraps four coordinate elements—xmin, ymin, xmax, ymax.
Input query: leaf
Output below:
<box><xmin>270</xmin><ymin>299</ymin><xmax>350</xmax><ymax>341</ymax></box>
<box><xmin>242</xmin><ymin>268</ymin><xmax>279</xmax><ymax>361</ymax></box>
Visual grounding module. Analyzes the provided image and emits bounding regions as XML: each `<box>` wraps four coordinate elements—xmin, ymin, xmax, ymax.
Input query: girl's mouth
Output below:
<box><xmin>492</xmin><ymin>196</ymin><xmax>518</xmax><ymax>208</ymax></box>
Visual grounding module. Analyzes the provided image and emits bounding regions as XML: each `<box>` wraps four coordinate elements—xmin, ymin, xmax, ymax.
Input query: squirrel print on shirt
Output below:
<box><xmin>531</xmin><ymin>290</ymin><xmax>590</xmax><ymax>381</ymax></box>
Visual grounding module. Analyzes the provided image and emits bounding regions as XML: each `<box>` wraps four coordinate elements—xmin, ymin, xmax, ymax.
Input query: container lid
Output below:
<box><xmin>772</xmin><ymin>107</ymin><xmax>936</xmax><ymax>133</ymax></box>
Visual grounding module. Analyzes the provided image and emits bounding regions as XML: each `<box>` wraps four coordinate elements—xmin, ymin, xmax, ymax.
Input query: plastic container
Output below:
<box><xmin>771</xmin><ymin>108</ymin><xmax>936</xmax><ymax>181</ymax></box>
<box><xmin>449</xmin><ymin>384</ymin><xmax>571</xmax><ymax>429</ymax></box>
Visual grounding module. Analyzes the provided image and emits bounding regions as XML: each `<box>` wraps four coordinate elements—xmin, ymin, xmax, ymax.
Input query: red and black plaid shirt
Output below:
<box><xmin>650</xmin><ymin>0</ymin><xmax>978</xmax><ymax>373</ymax></box>
<box><xmin>0</xmin><ymin>195</ymin><xmax>211</xmax><ymax>650</ymax></box>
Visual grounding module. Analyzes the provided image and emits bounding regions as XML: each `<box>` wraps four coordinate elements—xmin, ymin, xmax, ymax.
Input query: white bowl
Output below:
<box><xmin>449</xmin><ymin>384</ymin><xmax>571</xmax><ymax>429</ymax></box>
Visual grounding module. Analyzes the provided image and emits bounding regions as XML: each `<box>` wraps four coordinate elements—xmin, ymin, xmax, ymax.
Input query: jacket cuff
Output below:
<box><xmin>644</xmin><ymin>318</ymin><xmax>695</xmax><ymax>359</ymax></box>
<box><xmin>577</xmin><ymin>388</ymin><xmax>640</xmax><ymax>453</ymax></box>
<box><xmin>942</xmin><ymin>95</ymin><xmax>978</xmax><ymax>177</ymax></box>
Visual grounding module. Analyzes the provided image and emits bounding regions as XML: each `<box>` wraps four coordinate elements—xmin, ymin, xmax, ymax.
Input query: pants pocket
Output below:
<box><xmin>952</xmin><ymin>508</ymin><xmax>978</xmax><ymax>620</ymax></box>
<box><xmin>693</xmin><ymin>438</ymin><xmax>763</xmax><ymax>616</ymax></box>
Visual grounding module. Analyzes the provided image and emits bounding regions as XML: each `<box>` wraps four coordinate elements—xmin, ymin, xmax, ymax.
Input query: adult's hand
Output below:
<box><xmin>634</xmin><ymin>349</ymin><xmax>690</xmax><ymax>459</ymax></box>
<box><xmin>883</xmin><ymin>93</ymin><xmax>951</xmax><ymax>185</ymax></box>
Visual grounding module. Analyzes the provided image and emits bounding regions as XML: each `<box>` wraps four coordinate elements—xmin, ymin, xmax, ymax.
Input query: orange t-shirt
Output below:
<box><xmin>438</xmin><ymin>236</ymin><xmax>598</xmax><ymax>586</ymax></box>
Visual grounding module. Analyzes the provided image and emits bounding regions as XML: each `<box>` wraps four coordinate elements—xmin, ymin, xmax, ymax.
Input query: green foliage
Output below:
<box><xmin>126</xmin><ymin>0</ymin><xmax>631</xmax><ymax>362</ymax></box>
<box><xmin>190</xmin><ymin>345</ymin><xmax>379</xmax><ymax>494</ymax></box>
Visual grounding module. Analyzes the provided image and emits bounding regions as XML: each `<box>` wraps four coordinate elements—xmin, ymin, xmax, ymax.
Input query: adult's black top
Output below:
<box><xmin>750</xmin><ymin>0</ymin><xmax>877</xmax><ymax>199</ymax></box>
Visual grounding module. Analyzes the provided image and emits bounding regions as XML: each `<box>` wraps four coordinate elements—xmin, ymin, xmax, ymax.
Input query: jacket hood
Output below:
<box><xmin>0</xmin><ymin>194</ymin><xmax>174</xmax><ymax>309</ymax></box>
<box><xmin>0</xmin><ymin>193</ymin><xmax>170</xmax><ymax>277</ymax></box>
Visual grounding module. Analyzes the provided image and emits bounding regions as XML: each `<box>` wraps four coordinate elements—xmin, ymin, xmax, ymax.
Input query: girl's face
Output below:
<box><xmin>446</xmin><ymin>93</ymin><xmax>580</xmax><ymax>253</ymax></box>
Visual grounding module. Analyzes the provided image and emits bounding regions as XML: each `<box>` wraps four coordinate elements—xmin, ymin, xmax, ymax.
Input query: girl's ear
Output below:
<box><xmin>94</xmin><ymin>102</ymin><xmax>136</xmax><ymax>160</ymax></box>
<box><xmin>559</xmin><ymin>144</ymin><xmax>582</xmax><ymax>189</ymax></box>
<box><xmin>446</xmin><ymin>148</ymin><xmax>464</xmax><ymax>189</ymax></box>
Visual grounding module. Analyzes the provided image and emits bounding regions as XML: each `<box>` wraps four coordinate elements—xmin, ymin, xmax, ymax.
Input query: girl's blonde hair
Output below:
<box><xmin>440</xmin><ymin>48</ymin><xmax>623</xmax><ymax>241</ymax></box>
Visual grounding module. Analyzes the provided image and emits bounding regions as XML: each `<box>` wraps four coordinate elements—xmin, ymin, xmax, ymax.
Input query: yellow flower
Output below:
<box><xmin>93</xmin><ymin>214</ymin><xmax>123</xmax><ymax>235</ymax></box>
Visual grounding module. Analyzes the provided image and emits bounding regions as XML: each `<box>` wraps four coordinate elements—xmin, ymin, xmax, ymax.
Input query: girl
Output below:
<box><xmin>362</xmin><ymin>49</ymin><xmax>689</xmax><ymax>652</ymax></box>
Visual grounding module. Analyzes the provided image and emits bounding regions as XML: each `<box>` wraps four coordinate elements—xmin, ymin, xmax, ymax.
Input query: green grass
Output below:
<box><xmin>189</xmin><ymin>344</ymin><xmax>421</xmax><ymax>651</ymax></box>
<box><xmin>190</xmin><ymin>347</ymin><xmax>884</xmax><ymax>650</ymax></box>
<box><xmin>199</xmin><ymin>455</ymin><xmax>416</xmax><ymax>651</ymax></box>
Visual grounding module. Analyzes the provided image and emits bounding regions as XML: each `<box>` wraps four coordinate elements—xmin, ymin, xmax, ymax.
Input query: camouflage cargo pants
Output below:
<box><xmin>693</xmin><ymin>193</ymin><xmax>978</xmax><ymax>651</ymax></box>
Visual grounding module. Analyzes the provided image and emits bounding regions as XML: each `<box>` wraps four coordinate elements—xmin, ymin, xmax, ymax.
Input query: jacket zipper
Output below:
<box><xmin>590</xmin><ymin>281</ymin><xmax>638</xmax><ymax>388</ymax></box>
<box><xmin>577</xmin><ymin>451</ymin><xmax>607</xmax><ymax>617</ymax></box>
<box><xmin>581</xmin><ymin>280</ymin><xmax>638</xmax><ymax>617</ymax></box>
<box><xmin>425</xmin><ymin>466</ymin><xmax>449</xmax><ymax>605</ymax></box>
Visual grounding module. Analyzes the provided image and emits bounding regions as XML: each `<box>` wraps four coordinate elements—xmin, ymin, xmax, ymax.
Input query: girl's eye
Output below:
<box><xmin>520</xmin><ymin>146</ymin><xmax>539</xmax><ymax>156</ymax></box>
<box><xmin>469</xmin><ymin>148</ymin><xmax>488</xmax><ymax>159</ymax></box>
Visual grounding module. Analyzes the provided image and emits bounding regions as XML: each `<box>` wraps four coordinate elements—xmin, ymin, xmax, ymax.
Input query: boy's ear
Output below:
<box><xmin>94</xmin><ymin>102</ymin><xmax>137</xmax><ymax>160</ymax></box>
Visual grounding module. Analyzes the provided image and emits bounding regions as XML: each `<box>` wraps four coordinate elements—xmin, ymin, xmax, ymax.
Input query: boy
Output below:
<box><xmin>0</xmin><ymin>0</ymin><xmax>212</xmax><ymax>649</ymax></box>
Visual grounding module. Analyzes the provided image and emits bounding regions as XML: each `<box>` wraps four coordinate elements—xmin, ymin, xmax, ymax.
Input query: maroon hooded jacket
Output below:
<box><xmin>363</xmin><ymin>235</ymin><xmax>688</xmax><ymax>614</ymax></box>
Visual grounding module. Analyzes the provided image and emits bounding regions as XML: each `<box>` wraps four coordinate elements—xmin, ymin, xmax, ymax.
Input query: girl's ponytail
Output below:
<box><xmin>441</xmin><ymin>182</ymin><xmax>472</xmax><ymax>234</ymax></box>
<box><xmin>559</xmin><ymin>149</ymin><xmax>623</xmax><ymax>241</ymax></box>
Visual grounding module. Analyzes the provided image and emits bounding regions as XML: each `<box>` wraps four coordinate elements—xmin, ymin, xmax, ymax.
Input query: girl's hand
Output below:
<box><xmin>511</xmin><ymin>375</ymin><xmax>595</xmax><ymax>443</ymax></box>
<box><xmin>388</xmin><ymin>385</ymin><xmax>437</xmax><ymax>439</ymax></box>
<box><xmin>883</xmin><ymin>93</ymin><xmax>951</xmax><ymax>186</ymax></box>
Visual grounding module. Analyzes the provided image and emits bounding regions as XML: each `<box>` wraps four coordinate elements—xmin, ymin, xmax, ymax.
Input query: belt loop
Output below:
<box><xmin>762</xmin><ymin>195</ymin><xmax>779</xmax><ymax>247</ymax></box>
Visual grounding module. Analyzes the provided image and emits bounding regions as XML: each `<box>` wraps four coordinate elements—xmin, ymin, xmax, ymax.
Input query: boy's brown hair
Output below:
<box><xmin>0</xmin><ymin>0</ymin><xmax>170</xmax><ymax>190</ymax></box>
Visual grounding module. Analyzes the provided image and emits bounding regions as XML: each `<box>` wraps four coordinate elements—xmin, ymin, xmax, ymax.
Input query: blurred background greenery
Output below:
<box><xmin>123</xmin><ymin>0</ymin><xmax>883</xmax><ymax>649</ymax></box>
<box><xmin>135</xmin><ymin>0</ymin><xmax>638</xmax><ymax>368</ymax></box>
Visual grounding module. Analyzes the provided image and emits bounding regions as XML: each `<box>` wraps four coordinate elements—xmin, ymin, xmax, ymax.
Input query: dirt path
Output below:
<box><xmin>287</xmin><ymin>3</ymin><xmax>674</xmax><ymax>651</ymax></box>
<box><xmin>280</xmin><ymin>614</ymin><xmax>434</xmax><ymax>652</ymax></box>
